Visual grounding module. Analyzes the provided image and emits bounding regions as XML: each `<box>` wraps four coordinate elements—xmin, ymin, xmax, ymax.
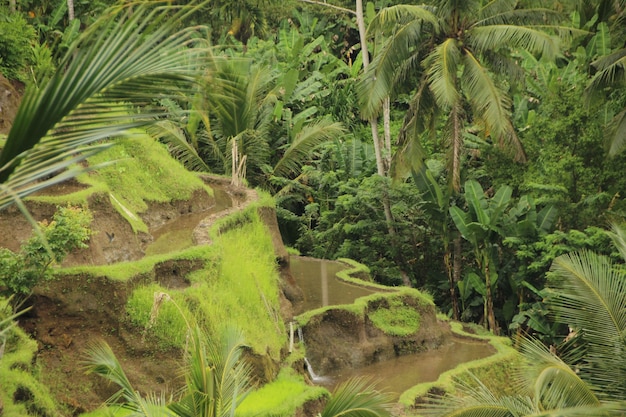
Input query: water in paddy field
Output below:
<box><xmin>318</xmin><ymin>338</ymin><xmax>494</xmax><ymax>399</ymax></box>
<box><xmin>289</xmin><ymin>256</ymin><xmax>377</xmax><ymax>314</ymax></box>
<box><xmin>289</xmin><ymin>255</ymin><xmax>496</xmax><ymax>399</ymax></box>
<box><xmin>145</xmin><ymin>188</ymin><xmax>231</xmax><ymax>256</ymax></box>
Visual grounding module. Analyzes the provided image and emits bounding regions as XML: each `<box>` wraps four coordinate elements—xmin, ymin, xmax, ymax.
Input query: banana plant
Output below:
<box><xmin>411</xmin><ymin>162</ymin><xmax>460</xmax><ymax>319</ymax></box>
<box><xmin>450</xmin><ymin>180</ymin><xmax>556</xmax><ymax>334</ymax></box>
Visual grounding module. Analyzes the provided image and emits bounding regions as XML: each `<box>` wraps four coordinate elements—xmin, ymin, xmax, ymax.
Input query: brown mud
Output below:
<box><xmin>1</xmin><ymin>176</ymin><xmax>291</xmax><ymax>415</ymax></box>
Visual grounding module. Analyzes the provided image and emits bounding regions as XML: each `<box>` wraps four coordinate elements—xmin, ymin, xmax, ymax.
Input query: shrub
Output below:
<box><xmin>0</xmin><ymin>205</ymin><xmax>92</xmax><ymax>294</ymax></box>
<box><xmin>368</xmin><ymin>297</ymin><xmax>421</xmax><ymax>336</ymax></box>
<box><xmin>0</xmin><ymin>10</ymin><xmax>36</xmax><ymax>81</ymax></box>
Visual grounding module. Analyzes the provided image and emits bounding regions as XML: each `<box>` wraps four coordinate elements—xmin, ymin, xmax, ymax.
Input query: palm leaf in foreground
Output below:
<box><xmin>83</xmin><ymin>341</ymin><xmax>174</xmax><ymax>417</ymax></box>
<box><xmin>320</xmin><ymin>377</ymin><xmax>394</xmax><ymax>417</ymax></box>
<box><xmin>0</xmin><ymin>1</ymin><xmax>208</xmax><ymax>210</ymax></box>
<box><xmin>169</xmin><ymin>325</ymin><xmax>252</xmax><ymax>417</ymax></box>
<box><xmin>548</xmin><ymin>249</ymin><xmax>626</xmax><ymax>400</ymax></box>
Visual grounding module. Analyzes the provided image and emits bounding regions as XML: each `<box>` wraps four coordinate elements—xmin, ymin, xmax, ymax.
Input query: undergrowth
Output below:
<box><xmin>368</xmin><ymin>296</ymin><xmax>421</xmax><ymax>336</ymax></box>
<box><xmin>122</xmin><ymin>204</ymin><xmax>285</xmax><ymax>359</ymax></box>
<box><xmin>0</xmin><ymin>298</ymin><xmax>59</xmax><ymax>417</ymax></box>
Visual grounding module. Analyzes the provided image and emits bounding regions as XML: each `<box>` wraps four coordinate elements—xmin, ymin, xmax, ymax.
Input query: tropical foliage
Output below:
<box><xmin>2</xmin><ymin>0</ymin><xmax>626</xmax><ymax>414</ymax></box>
<box><xmin>0</xmin><ymin>205</ymin><xmax>91</xmax><ymax>294</ymax></box>
<box><xmin>421</xmin><ymin>223</ymin><xmax>626</xmax><ymax>417</ymax></box>
<box><xmin>85</xmin><ymin>325</ymin><xmax>252</xmax><ymax>417</ymax></box>
<box><xmin>359</xmin><ymin>0</ymin><xmax>570</xmax><ymax>191</ymax></box>
<box><xmin>0</xmin><ymin>1</ymin><xmax>208</xmax><ymax>213</ymax></box>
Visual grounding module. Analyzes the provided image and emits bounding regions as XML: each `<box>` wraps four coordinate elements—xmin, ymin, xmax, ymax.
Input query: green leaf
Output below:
<box><xmin>464</xmin><ymin>180</ymin><xmax>490</xmax><ymax>225</ymax></box>
<box><xmin>450</xmin><ymin>205</ymin><xmax>472</xmax><ymax>239</ymax></box>
<box><xmin>468</xmin><ymin>272</ymin><xmax>486</xmax><ymax>296</ymax></box>
<box><xmin>537</xmin><ymin>205</ymin><xmax>557</xmax><ymax>232</ymax></box>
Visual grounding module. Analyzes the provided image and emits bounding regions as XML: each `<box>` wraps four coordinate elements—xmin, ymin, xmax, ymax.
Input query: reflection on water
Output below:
<box><xmin>320</xmin><ymin>339</ymin><xmax>494</xmax><ymax>399</ymax></box>
<box><xmin>289</xmin><ymin>256</ymin><xmax>377</xmax><ymax>314</ymax></box>
<box><xmin>145</xmin><ymin>189</ymin><xmax>231</xmax><ymax>256</ymax></box>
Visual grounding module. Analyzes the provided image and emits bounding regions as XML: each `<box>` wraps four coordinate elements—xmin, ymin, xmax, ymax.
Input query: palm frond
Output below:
<box><xmin>475</xmin><ymin>6</ymin><xmax>564</xmax><ymax>26</ymax></box>
<box><xmin>461</xmin><ymin>50</ymin><xmax>511</xmax><ymax>139</ymax></box>
<box><xmin>272</xmin><ymin>120</ymin><xmax>345</xmax><ymax>179</ymax></box>
<box><xmin>588</xmin><ymin>48</ymin><xmax>626</xmax><ymax>92</ymax></box>
<box><xmin>468</xmin><ymin>25</ymin><xmax>559</xmax><ymax>60</ymax></box>
<box><xmin>420</xmin><ymin>372</ymin><xmax>531</xmax><ymax>417</ymax></box>
<box><xmin>83</xmin><ymin>341</ymin><xmax>174</xmax><ymax>417</ymax></box>
<box><xmin>148</xmin><ymin>121</ymin><xmax>211</xmax><ymax>172</ymax></box>
<box><xmin>477</xmin><ymin>0</ymin><xmax>518</xmax><ymax>21</ymax></box>
<box><xmin>367</xmin><ymin>5</ymin><xmax>439</xmax><ymax>35</ymax></box>
<box><xmin>391</xmin><ymin>76</ymin><xmax>436</xmax><ymax>179</ymax></box>
<box><xmin>320</xmin><ymin>377</ymin><xmax>394</xmax><ymax>417</ymax></box>
<box><xmin>549</xmin><ymin>250</ymin><xmax>626</xmax><ymax>399</ymax></box>
<box><xmin>425</xmin><ymin>38</ymin><xmax>461</xmax><ymax>109</ymax></box>
<box><xmin>171</xmin><ymin>325</ymin><xmax>252</xmax><ymax>417</ymax></box>
<box><xmin>0</xmin><ymin>1</ymin><xmax>208</xmax><ymax>210</ymax></box>
<box><xmin>607</xmin><ymin>107</ymin><xmax>626</xmax><ymax>156</ymax></box>
<box><xmin>517</xmin><ymin>338</ymin><xmax>600</xmax><ymax>410</ymax></box>
<box><xmin>359</xmin><ymin>20</ymin><xmax>424</xmax><ymax>119</ymax></box>
<box><xmin>607</xmin><ymin>222</ymin><xmax>626</xmax><ymax>261</ymax></box>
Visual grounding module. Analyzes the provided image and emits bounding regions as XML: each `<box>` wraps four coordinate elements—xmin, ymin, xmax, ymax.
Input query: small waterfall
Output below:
<box><xmin>304</xmin><ymin>357</ymin><xmax>323</xmax><ymax>381</ymax></box>
<box><xmin>295</xmin><ymin>323</ymin><xmax>328</xmax><ymax>383</ymax></box>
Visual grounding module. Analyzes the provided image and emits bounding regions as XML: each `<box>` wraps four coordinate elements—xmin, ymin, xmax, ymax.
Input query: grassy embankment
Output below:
<box><xmin>1</xmin><ymin>135</ymin><xmax>286</xmax><ymax>415</ymax></box>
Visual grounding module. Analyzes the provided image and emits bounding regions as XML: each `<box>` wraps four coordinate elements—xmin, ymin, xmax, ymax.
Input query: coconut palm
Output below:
<box><xmin>202</xmin><ymin>58</ymin><xmax>276</xmax><ymax>186</ymax></box>
<box><xmin>320</xmin><ymin>377</ymin><xmax>394</xmax><ymax>417</ymax></box>
<box><xmin>84</xmin><ymin>325</ymin><xmax>252</xmax><ymax>417</ymax></box>
<box><xmin>0</xmin><ymin>1</ymin><xmax>208</xmax><ymax>213</ymax></box>
<box><xmin>419</xmin><ymin>223</ymin><xmax>626</xmax><ymax>417</ymax></box>
<box><xmin>584</xmin><ymin>0</ymin><xmax>626</xmax><ymax>157</ymax></box>
<box><xmin>358</xmin><ymin>0</ymin><xmax>573</xmax><ymax>191</ymax></box>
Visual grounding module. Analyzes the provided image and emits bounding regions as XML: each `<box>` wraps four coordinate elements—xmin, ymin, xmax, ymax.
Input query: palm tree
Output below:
<box><xmin>205</xmin><ymin>59</ymin><xmax>276</xmax><ymax>186</ymax></box>
<box><xmin>359</xmin><ymin>0</ymin><xmax>571</xmax><ymax>191</ymax></box>
<box><xmin>418</xmin><ymin>223</ymin><xmax>626</xmax><ymax>416</ymax></box>
<box><xmin>320</xmin><ymin>377</ymin><xmax>394</xmax><ymax>417</ymax></box>
<box><xmin>584</xmin><ymin>0</ymin><xmax>626</xmax><ymax>156</ymax></box>
<box><xmin>84</xmin><ymin>325</ymin><xmax>252</xmax><ymax>417</ymax></box>
<box><xmin>0</xmin><ymin>1</ymin><xmax>208</xmax><ymax>213</ymax></box>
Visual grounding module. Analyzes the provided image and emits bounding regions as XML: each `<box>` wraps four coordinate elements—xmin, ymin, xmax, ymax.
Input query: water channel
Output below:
<box><xmin>289</xmin><ymin>256</ymin><xmax>495</xmax><ymax>399</ymax></box>
<box><xmin>319</xmin><ymin>338</ymin><xmax>492</xmax><ymax>399</ymax></box>
<box><xmin>145</xmin><ymin>188</ymin><xmax>232</xmax><ymax>256</ymax></box>
<box><xmin>289</xmin><ymin>256</ymin><xmax>377</xmax><ymax>314</ymax></box>
<box><xmin>140</xmin><ymin>186</ymin><xmax>495</xmax><ymax>400</ymax></box>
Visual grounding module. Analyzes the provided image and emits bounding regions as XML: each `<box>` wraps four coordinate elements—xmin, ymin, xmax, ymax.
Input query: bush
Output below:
<box><xmin>0</xmin><ymin>205</ymin><xmax>92</xmax><ymax>294</ymax></box>
<box><xmin>0</xmin><ymin>10</ymin><xmax>36</xmax><ymax>81</ymax></box>
<box><xmin>368</xmin><ymin>297</ymin><xmax>421</xmax><ymax>336</ymax></box>
<box><xmin>125</xmin><ymin>283</ymin><xmax>191</xmax><ymax>349</ymax></box>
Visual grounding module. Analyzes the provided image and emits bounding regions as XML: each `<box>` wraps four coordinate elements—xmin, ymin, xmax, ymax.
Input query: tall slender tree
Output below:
<box><xmin>359</xmin><ymin>0</ymin><xmax>571</xmax><ymax>191</ymax></box>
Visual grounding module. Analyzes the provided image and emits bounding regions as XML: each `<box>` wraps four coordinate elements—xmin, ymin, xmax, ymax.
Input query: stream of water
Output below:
<box><xmin>319</xmin><ymin>338</ymin><xmax>493</xmax><ymax>399</ymax></box>
<box><xmin>289</xmin><ymin>256</ymin><xmax>496</xmax><ymax>399</ymax></box>
<box><xmin>145</xmin><ymin>188</ymin><xmax>232</xmax><ymax>256</ymax></box>
<box><xmin>140</xmin><ymin>190</ymin><xmax>495</xmax><ymax>400</ymax></box>
<box><xmin>289</xmin><ymin>256</ymin><xmax>377</xmax><ymax>314</ymax></box>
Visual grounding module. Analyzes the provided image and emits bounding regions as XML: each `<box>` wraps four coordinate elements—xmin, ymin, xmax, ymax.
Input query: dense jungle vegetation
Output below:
<box><xmin>0</xmin><ymin>0</ymin><xmax>625</xmax><ymax>416</ymax></box>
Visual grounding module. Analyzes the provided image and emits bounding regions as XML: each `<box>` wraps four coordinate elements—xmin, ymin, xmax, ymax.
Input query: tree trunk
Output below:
<box><xmin>356</xmin><ymin>0</ymin><xmax>386</xmax><ymax>177</ymax></box>
<box><xmin>453</xmin><ymin>233</ymin><xmax>462</xmax><ymax>312</ymax></box>
<box><xmin>445</xmin><ymin>243</ymin><xmax>460</xmax><ymax>320</ymax></box>
<box><xmin>356</xmin><ymin>0</ymin><xmax>411</xmax><ymax>286</ymax></box>
<box><xmin>9</xmin><ymin>0</ymin><xmax>16</xmax><ymax>13</ymax></box>
<box><xmin>67</xmin><ymin>0</ymin><xmax>75</xmax><ymax>21</ymax></box>
<box><xmin>383</xmin><ymin>96</ymin><xmax>392</xmax><ymax>171</ymax></box>
<box><xmin>484</xmin><ymin>258</ymin><xmax>499</xmax><ymax>335</ymax></box>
